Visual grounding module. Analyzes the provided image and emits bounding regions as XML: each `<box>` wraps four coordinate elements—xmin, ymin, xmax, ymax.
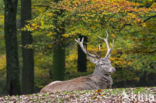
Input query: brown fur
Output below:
<box><xmin>40</xmin><ymin>74</ymin><xmax>112</xmax><ymax>93</ymax></box>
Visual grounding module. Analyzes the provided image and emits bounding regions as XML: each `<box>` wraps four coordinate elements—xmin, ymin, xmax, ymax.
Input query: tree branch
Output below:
<box><xmin>138</xmin><ymin>0</ymin><xmax>156</xmax><ymax>8</ymax></box>
<box><xmin>144</xmin><ymin>15</ymin><xmax>156</xmax><ymax>22</ymax></box>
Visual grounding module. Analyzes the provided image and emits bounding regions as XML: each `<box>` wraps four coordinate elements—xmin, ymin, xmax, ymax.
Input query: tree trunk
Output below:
<box><xmin>52</xmin><ymin>43</ymin><xmax>65</xmax><ymax>80</ymax></box>
<box><xmin>77</xmin><ymin>35</ymin><xmax>87</xmax><ymax>72</ymax></box>
<box><xmin>21</xmin><ymin>0</ymin><xmax>34</xmax><ymax>94</ymax></box>
<box><xmin>51</xmin><ymin>6</ymin><xmax>65</xmax><ymax>80</ymax></box>
<box><xmin>4</xmin><ymin>0</ymin><xmax>21</xmax><ymax>95</ymax></box>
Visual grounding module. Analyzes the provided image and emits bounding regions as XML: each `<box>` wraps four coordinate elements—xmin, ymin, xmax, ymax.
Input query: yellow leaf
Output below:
<box><xmin>40</xmin><ymin>21</ymin><xmax>44</xmax><ymax>28</ymax></box>
<box><xmin>47</xmin><ymin>32</ymin><xmax>52</xmax><ymax>37</ymax></box>
<box><xmin>48</xmin><ymin>44</ymin><xmax>52</xmax><ymax>48</ymax></box>
<box><xmin>142</xmin><ymin>23</ymin><xmax>146</xmax><ymax>27</ymax></box>
<box><xmin>63</xmin><ymin>34</ymin><xmax>69</xmax><ymax>38</ymax></box>
<box><xmin>47</xmin><ymin>13</ymin><xmax>53</xmax><ymax>17</ymax></box>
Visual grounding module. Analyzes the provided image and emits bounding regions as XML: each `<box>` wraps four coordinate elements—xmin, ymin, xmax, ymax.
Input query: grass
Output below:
<box><xmin>0</xmin><ymin>87</ymin><xmax>155</xmax><ymax>103</ymax></box>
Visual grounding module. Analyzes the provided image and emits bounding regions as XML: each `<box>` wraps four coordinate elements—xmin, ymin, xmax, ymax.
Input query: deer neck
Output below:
<box><xmin>91</xmin><ymin>66</ymin><xmax>113</xmax><ymax>87</ymax></box>
<box><xmin>92</xmin><ymin>66</ymin><xmax>111</xmax><ymax>78</ymax></box>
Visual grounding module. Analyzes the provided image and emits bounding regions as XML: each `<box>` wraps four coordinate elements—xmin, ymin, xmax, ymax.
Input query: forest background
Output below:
<box><xmin>0</xmin><ymin>0</ymin><xmax>156</xmax><ymax>95</ymax></box>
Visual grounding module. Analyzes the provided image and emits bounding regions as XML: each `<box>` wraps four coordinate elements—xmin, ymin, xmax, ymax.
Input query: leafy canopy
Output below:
<box><xmin>26</xmin><ymin>0</ymin><xmax>156</xmax><ymax>39</ymax></box>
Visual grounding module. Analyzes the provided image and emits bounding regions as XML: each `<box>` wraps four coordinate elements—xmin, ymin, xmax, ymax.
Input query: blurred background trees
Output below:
<box><xmin>21</xmin><ymin>0</ymin><xmax>34</xmax><ymax>94</ymax></box>
<box><xmin>0</xmin><ymin>0</ymin><xmax>155</xmax><ymax>95</ymax></box>
<box><xmin>4</xmin><ymin>0</ymin><xmax>21</xmax><ymax>95</ymax></box>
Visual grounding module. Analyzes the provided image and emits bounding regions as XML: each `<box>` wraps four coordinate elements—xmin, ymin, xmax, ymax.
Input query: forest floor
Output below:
<box><xmin>0</xmin><ymin>87</ymin><xmax>155</xmax><ymax>103</ymax></box>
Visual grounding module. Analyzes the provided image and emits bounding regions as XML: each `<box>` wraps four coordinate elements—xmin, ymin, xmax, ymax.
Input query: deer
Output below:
<box><xmin>40</xmin><ymin>31</ymin><xmax>116</xmax><ymax>93</ymax></box>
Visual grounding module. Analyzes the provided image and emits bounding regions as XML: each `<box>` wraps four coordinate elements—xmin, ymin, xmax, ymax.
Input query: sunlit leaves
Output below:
<box><xmin>26</xmin><ymin>0</ymin><xmax>156</xmax><ymax>40</ymax></box>
<box><xmin>0</xmin><ymin>55</ymin><xmax>6</xmax><ymax>70</ymax></box>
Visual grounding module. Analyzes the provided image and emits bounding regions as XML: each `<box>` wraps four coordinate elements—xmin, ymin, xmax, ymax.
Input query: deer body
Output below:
<box><xmin>40</xmin><ymin>74</ymin><xmax>113</xmax><ymax>93</ymax></box>
<box><xmin>40</xmin><ymin>32</ymin><xmax>116</xmax><ymax>93</ymax></box>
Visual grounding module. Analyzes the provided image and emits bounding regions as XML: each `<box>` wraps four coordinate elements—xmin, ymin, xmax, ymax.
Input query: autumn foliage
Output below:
<box><xmin>23</xmin><ymin>0</ymin><xmax>156</xmax><ymax>87</ymax></box>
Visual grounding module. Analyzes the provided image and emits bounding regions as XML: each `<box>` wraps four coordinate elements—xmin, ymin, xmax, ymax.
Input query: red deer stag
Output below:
<box><xmin>40</xmin><ymin>32</ymin><xmax>116</xmax><ymax>93</ymax></box>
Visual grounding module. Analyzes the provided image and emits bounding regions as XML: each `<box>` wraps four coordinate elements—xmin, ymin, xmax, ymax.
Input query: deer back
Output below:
<box><xmin>40</xmin><ymin>74</ymin><xmax>113</xmax><ymax>93</ymax></box>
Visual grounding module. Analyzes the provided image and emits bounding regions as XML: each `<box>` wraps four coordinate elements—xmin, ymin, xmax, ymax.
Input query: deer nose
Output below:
<box><xmin>110</xmin><ymin>67</ymin><xmax>115</xmax><ymax>73</ymax></box>
<box><xmin>108</xmin><ymin>67</ymin><xmax>116</xmax><ymax>74</ymax></box>
<box><xmin>112</xmin><ymin>67</ymin><xmax>116</xmax><ymax>72</ymax></box>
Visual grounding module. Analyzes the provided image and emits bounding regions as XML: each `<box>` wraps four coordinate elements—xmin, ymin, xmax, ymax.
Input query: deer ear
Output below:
<box><xmin>88</xmin><ymin>56</ymin><xmax>98</xmax><ymax>64</ymax></box>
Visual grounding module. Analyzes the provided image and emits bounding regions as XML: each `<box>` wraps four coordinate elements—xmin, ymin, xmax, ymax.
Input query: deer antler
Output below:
<box><xmin>98</xmin><ymin>31</ymin><xmax>114</xmax><ymax>58</ymax></box>
<box><xmin>75</xmin><ymin>38</ymin><xmax>99</xmax><ymax>59</ymax></box>
<box><xmin>98</xmin><ymin>44</ymin><xmax>102</xmax><ymax>57</ymax></box>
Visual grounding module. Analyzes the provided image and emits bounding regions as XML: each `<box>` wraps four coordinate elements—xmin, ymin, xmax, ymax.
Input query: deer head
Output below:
<box><xmin>75</xmin><ymin>31</ymin><xmax>116</xmax><ymax>76</ymax></box>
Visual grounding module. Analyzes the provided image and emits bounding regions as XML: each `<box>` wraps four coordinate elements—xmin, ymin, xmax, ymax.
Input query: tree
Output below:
<box><xmin>52</xmin><ymin>8</ymin><xmax>65</xmax><ymax>80</ymax></box>
<box><xmin>52</xmin><ymin>41</ymin><xmax>65</xmax><ymax>80</ymax></box>
<box><xmin>77</xmin><ymin>35</ymin><xmax>87</xmax><ymax>72</ymax></box>
<box><xmin>4</xmin><ymin>0</ymin><xmax>21</xmax><ymax>95</ymax></box>
<box><xmin>23</xmin><ymin>0</ymin><xmax>66</xmax><ymax>81</ymax></box>
<box><xmin>21</xmin><ymin>0</ymin><xmax>34</xmax><ymax>94</ymax></box>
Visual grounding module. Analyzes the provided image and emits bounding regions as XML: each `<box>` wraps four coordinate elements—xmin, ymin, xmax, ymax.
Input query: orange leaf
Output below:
<box><xmin>96</xmin><ymin>89</ymin><xmax>102</xmax><ymax>93</ymax></box>
<box><xmin>111</xmin><ymin>34</ymin><xmax>116</xmax><ymax>38</ymax></box>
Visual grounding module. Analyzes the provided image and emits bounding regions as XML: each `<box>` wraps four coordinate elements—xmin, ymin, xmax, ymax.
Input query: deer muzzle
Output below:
<box><xmin>111</xmin><ymin>67</ymin><xmax>116</xmax><ymax>73</ymax></box>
